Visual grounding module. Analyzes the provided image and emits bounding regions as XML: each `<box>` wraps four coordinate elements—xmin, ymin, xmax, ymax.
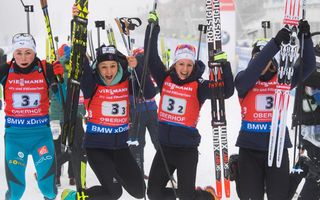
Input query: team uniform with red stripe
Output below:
<box><xmin>239</xmin><ymin>75</ymin><xmax>277</xmax><ymax>134</ymax></box>
<box><xmin>0</xmin><ymin>59</ymin><xmax>57</xmax><ymax>200</ymax></box>
<box><xmin>85</xmin><ymin>80</ymin><xmax>130</xmax><ymax>136</ymax></box>
<box><xmin>5</xmin><ymin>62</ymin><xmax>50</xmax><ymax>127</ymax></box>
<box><xmin>158</xmin><ymin>76</ymin><xmax>200</xmax><ymax>129</ymax></box>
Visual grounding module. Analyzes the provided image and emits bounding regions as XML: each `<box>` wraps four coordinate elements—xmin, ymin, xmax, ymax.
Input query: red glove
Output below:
<box><xmin>53</xmin><ymin>61</ymin><xmax>64</xmax><ymax>81</ymax></box>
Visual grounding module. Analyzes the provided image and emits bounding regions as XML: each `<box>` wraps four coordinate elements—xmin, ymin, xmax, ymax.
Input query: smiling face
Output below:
<box><xmin>98</xmin><ymin>60</ymin><xmax>119</xmax><ymax>85</ymax></box>
<box><xmin>13</xmin><ymin>48</ymin><xmax>35</xmax><ymax>68</ymax></box>
<box><xmin>174</xmin><ymin>58</ymin><xmax>194</xmax><ymax>80</ymax></box>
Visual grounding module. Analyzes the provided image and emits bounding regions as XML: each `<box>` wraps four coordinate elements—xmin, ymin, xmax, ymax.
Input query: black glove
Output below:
<box><xmin>148</xmin><ymin>11</ymin><xmax>159</xmax><ymax>25</ymax></box>
<box><xmin>274</xmin><ymin>27</ymin><xmax>291</xmax><ymax>46</ymax></box>
<box><xmin>298</xmin><ymin>19</ymin><xmax>311</xmax><ymax>39</ymax></box>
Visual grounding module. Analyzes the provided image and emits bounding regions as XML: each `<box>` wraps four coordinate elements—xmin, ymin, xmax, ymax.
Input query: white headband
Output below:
<box><xmin>12</xmin><ymin>34</ymin><xmax>36</xmax><ymax>53</ymax></box>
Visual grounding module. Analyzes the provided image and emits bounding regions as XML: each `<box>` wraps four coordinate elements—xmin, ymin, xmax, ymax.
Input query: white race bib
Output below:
<box><xmin>12</xmin><ymin>93</ymin><xmax>40</xmax><ymax>109</ymax></box>
<box><xmin>255</xmin><ymin>94</ymin><xmax>273</xmax><ymax>111</ymax></box>
<box><xmin>161</xmin><ymin>95</ymin><xmax>186</xmax><ymax>115</ymax></box>
<box><xmin>102</xmin><ymin>100</ymin><xmax>127</xmax><ymax>117</ymax></box>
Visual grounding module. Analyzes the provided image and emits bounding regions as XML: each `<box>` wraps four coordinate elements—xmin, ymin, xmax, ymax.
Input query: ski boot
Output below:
<box><xmin>61</xmin><ymin>189</ymin><xmax>76</xmax><ymax>200</ymax></box>
<box><xmin>204</xmin><ymin>186</ymin><xmax>219</xmax><ymax>200</ymax></box>
<box><xmin>195</xmin><ymin>186</ymin><xmax>219</xmax><ymax>200</ymax></box>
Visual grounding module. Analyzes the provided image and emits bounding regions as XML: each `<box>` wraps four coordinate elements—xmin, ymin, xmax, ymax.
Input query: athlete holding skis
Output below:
<box><xmin>145</xmin><ymin>12</ymin><xmax>234</xmax><ymax>200</ymax></box>
<box><xmin>61</xmin><ymin>43</ymin><xmax>145</xmax><ymax>199</ymax></box>
<box><xmin>234</xmin><ymin>20</ymin><xmax>316</xmax><ymax>199</ymax></box>
<box><xmin>0</xmin><ymin>33</ymin><xmax>64</xmax><ymax>200</ymax></box>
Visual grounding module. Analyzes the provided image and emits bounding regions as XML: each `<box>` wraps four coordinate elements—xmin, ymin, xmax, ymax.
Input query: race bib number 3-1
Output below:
<box><xmin>13</xmin><ymin>93</ymin><xmax>41</xmax><ymax>108</ymax></box>
<box><xmin>256</xmin><ymin>94</ymin><xmax>273</xmax><ymax>111</ymax></box>
<box><xmin>162</xmin><ymin>95</ymin><xmax>186</xmax><ymax>115</ymax></box>
<box><xmin>102</xmin><ymin>100</ymin><xmax>127</xmax><ymax>117</ymax></box>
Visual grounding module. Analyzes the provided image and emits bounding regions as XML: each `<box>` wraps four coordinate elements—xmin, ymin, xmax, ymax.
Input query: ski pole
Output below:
<box><xmin>19</xmin><ymin>0</ymin><xmax>34</xmax><ymax>34</ymax></box>
<box><xmin>40</xmin><ymin>0</ymin><xmax>65</xmax><ymax>111</ymax></box>
<box><xmin>95</xmin><ymin>20</ymin><xmax>105</xmax><ymax>48</ymax></box>
<box><xmin>197</xmin><ymin>24</ymin><xmax>207</xmax><ymax>60</ymax></box>
<box><xmin>261</xmin><ymin>21</ymin><xmax>270</xmax><ymax>38</ymax></box>
<box><xmin>54</xmin><ymin>36</ymin><xmax>59</xmax><ymax>58</ymax></box>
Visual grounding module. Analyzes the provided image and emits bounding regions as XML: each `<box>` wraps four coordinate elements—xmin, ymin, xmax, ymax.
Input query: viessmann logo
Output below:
<box><xmin>8</xmin><ymin>79</ymin><xmax>44</xmax><ymax>86</ymax></box>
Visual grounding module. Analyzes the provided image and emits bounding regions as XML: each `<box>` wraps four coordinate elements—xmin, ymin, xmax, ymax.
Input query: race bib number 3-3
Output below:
<box><xmin>162</xmin><ymin>95</ymin><xmax>186</xmax><ymax>115</ymax></box>
<box><xmin>13</xmin><ymin>93</ymin><xmax>41</xmax><ymax>108</ymax></box>
<box><xmin>102</xmin><ymin>100</ymin><xmax>127</xmax><ymax>117</ymax></box>
<box><xmin>255</xmin><ymin>94</ymin><xmax>273</xmax><ymax>111</ymax></box>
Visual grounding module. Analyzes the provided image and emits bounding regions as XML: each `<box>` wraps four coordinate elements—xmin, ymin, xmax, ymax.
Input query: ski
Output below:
<box><xmin>205</xmin><ymin>0</ymin><xmax>230</xmax><ymax>198</ymax></box>
<box><xmin>40</xmin><ymin>0</ymin><xmax>65</xmax><ymax>110</ymax></box>
<box><xmin>61</xmin><ymin>0</ymin><xmax>89</xmax><ymax>193</ymax></box>
<box><xmin>268</xmin><ymin>0</ymin><xmax>301</xmax><ymax>168</ymax></box>
<box><xmin>291</xmin><ymin>0</ymin><xmax>307</xmax><ymax>172</ymax></box>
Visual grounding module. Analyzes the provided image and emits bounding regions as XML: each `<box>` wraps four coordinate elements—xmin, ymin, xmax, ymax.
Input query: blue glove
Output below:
<box><xmin>312</xmin><ymin>89</ymin><xmax>320</xmax><ymax>105</ymax></box>
<box><xmin>63</xmin><ymin>45</ymin><xmax>71</xmax><ymax>60</ymax></box>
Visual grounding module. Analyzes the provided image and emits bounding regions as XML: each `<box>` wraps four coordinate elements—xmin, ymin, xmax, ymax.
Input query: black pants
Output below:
<box><xmin>84</xmin><ymin>147</ymin><xmax>145</xmax><ymax>200</ymax></box>
<box><xmin>54</xmin><ymin>136</ymin><xmax>73</xmax><ymax>178</ymax></box>
<box><xmin>238</xmin><ymin>148</ymin><xmax>290</xmax><ymax>200</ymax></box>
<box><xmin>129</xmin><ymin>109</ymin><xmax>159</xmax><ymax>174</ymax></box>
<box><xmin>55</xmin><ymin>117</ymin><xmax>86</xmax><ymax>179</ymax></box>
<box><xmin>298</xmin><ymin>140</ymin><xmax>320</xmax><ymax>200</ymax></box>
<box><xmin>147</xmin><ymin>146</ymin><xmax>213</xmax><ymax>200</ymax></box>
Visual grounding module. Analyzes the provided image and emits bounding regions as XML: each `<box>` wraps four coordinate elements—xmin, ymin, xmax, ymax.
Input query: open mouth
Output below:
<box><xmin>21</xmin><ymin>63</ymin><xmax>28</xmax><ymax>66</ymax></box>
<box><xmin>179</xmin><ymin>73</ymin><xmax>189</xmax><ymax>79</ymax></box>
<box><xmin>105</xmin><ymin>75</ymin><xmax>114</xmax><ymax>81</ymax></box>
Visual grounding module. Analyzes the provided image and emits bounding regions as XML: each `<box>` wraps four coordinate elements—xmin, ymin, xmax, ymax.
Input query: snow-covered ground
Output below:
<box><xmin>0</xmin><ymin>89</ymin><xmax>302</xmax><ymax>199</ymax></box>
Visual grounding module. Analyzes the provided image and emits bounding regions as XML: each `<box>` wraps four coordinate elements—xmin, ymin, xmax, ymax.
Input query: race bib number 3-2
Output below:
<box><xmin>13</xmin><ymin>93</ymin><xmax>41</xmax><ymax>108</ymax></box>
<box><xmin>102</xmin><ymin>100</ymin><xmax>127</xmax><ymax>117</ymax></box>
<box><xmin>162</xmin><ymin>95</ymin><xmax>186</xmax><ymax>115</ymax></box>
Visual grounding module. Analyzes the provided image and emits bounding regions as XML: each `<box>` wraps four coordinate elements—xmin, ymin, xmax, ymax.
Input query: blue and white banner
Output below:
<box><xmin>86</xmin><ymin>122</ymin><xmax>129</xmax><ymax>134</ymax></box>
<box><xmin>5</xmin><ymin>115</ymin><xmax>49</xmax><ymax>127</ymax></box>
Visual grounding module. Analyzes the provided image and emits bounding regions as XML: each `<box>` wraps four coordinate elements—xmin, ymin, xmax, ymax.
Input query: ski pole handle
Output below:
<box><xmin>197</xmin><ymin>24</ymin><xmax>207</xmax><ymax>60</ymax></box>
